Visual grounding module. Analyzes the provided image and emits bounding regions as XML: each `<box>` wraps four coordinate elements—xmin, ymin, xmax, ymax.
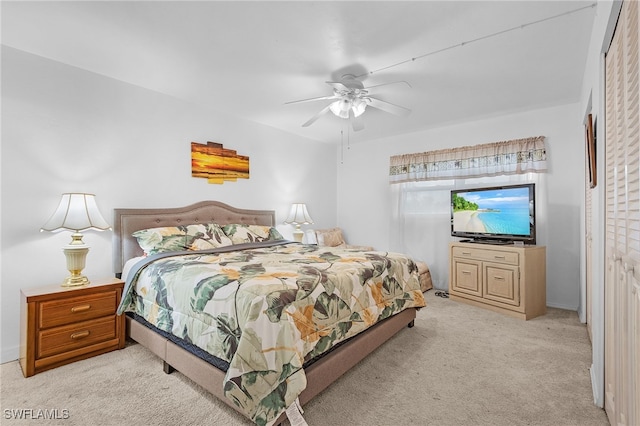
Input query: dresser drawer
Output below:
<box><xmin>452</xmin><ymin>246</ymin><xmax>519</xmax><ymax>265</ymax></box>
<box><xmin>37</xmin><ymin>316</ymin><xmax>117</xmax><ymax>359</ymax></box>
<box><xmin>39</xmin><ymin>290</ymin><xmax>118</xmax><ymax>329</ymax></box>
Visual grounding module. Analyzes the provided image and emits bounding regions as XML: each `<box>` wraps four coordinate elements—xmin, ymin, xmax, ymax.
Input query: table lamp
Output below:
<box><xmin>40</xmin><ymin>193</ymin><xmax>111</xmax><ymax>286</ymax></box>
<box><xmin>284</xmin><ymin>203</ymin><xmax>313</xmax><ymax>243</ymax></box>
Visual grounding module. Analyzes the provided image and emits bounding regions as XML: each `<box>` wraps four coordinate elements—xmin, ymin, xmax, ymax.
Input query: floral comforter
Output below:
<box><xmin>118</xmin><ymin>241</ymin><xmax>425</xmax><ymax>425</ymax></box>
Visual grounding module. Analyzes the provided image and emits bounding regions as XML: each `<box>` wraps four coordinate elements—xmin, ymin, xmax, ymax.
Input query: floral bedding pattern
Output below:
<box><xmin>118</xmin><ymin>241</ymin><xmax>425</xmax><ymax>425</ymax></box>
<box><xmin>132</xmin><ymin>223</ymin><xmax>234</xmax><ymax>254</ymax></box>
<box><xmin>131</xmin><ymin>223</ymin><xmax>284</xmax><ymax>255</ymax></box>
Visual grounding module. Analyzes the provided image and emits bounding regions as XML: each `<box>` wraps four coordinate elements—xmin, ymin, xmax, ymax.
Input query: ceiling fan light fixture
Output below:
<box><xmin>291</xmin><ymin>74</ymin><xmax>411</xmax><ymax>129</ymax></box>
<box><xmin>329</xmin><ymin>99</ymin><xmax>351</xmax><ymax>119</ymax></box>
<box><xmin>351</xmin><ymin>98</ymin><xmax>367</xmax><ymax>117</ymax></box>
<box><xmin>329</xmin><ymin>97</ymin><xmax>367</xmax><ymax>119</ymax></box>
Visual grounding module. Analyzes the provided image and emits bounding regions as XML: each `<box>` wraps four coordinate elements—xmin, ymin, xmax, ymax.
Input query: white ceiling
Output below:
<box><xmin>1</xmin><ymin>1</ymin><xmax>596</xmax><ymax>144</ymax></box>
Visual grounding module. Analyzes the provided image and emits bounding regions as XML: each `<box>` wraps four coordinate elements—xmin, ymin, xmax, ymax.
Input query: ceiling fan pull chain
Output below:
<box><xmin>340</xmin><ymin>129</ymin><xmax>344</xmax><ymax>165</ymax></box>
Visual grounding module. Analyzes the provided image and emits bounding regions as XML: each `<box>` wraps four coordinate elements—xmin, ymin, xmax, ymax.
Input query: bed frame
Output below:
<box><xmin>113</xmin><ymin>200</ymin><xmax>417</xmax><ymax>424</ymax></box>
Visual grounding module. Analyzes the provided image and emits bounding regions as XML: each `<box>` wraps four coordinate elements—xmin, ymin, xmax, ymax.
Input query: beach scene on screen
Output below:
<box><xmin>452</xmin><ymin>188</ymin><xmax>531</xmax><ymax>235</ymax></box>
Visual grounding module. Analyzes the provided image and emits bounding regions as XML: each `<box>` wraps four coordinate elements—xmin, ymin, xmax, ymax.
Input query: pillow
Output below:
<box><xmin>132</xmin><ymin>226</ymin><xmax>189</xmax><ymax>255</ymax></box>
<box><xmin>316</xmin><ymin>228</ymin><xmax>346</xmax><ymax>247</ymax></box>
<box><xmin>185</xmin><ymin>223</ymin><xmax>233</xmax><ymax>250</ymax></box>
<box><xmin>222</xmin><ymin>224</ymin><xmax>284</xmax><ymax>244</ymax></box>
<box><xmin>132</xmin><ymin>223</ymin><xmax>235</xmax><ymax>255</ymax></box>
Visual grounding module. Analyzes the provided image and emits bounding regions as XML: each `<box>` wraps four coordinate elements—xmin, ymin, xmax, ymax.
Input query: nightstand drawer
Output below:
<box><xmin>39</xmin><ymin>290</ymin><xmax>118</xmax><ymax>329</ymax></box>
<box><xmin>37</xmin><ymin>316</ymin><xmax>117</xmax><ymax>359</ymax></box>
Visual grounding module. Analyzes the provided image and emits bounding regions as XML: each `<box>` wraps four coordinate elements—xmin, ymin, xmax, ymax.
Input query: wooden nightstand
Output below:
<box><xmin>20</xmin><ymin>277</ymin><xmax>126</xmax><ymax>377</ymax></box>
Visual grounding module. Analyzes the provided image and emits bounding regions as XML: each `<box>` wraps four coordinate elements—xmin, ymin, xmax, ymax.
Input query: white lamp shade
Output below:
<box><xmin>329</xmin><ymin>97</ymin><xmax>367</xmax><ymax>119</ymax></box>
<box><xmin>329</xmin><ymin>99</ymin><xmax>351</xmax><ymax>119</ymax></box>
<box><xmin>284</xmin><ymin>203</ymin><xmax>313</xmax><ymax>225</ymax></box>
<box><xmin>41</xmin><ymin>193</ymin><xmax>111</xmax><ymax>232</ymax></box>
<box><xmin>351</xmin><ymin>98</ymin><xmax>367</xmax><ymax>117</ymax></box>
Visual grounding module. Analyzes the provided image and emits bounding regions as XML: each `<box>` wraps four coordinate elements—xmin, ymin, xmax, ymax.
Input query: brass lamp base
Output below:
<box><xmin>62</xmin><ymin>273</ymin><xmax>90</xmax><ymax>287</ymax></box>
<box><xmin>62</xmin><ymin>233</ymin><xmax>91</xmax><ymax>287</ymax></box>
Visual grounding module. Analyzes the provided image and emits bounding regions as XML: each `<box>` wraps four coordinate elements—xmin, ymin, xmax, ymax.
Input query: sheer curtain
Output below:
<box><xmin>390</xmin><ymin>174</ymin><xmax>548</xmax><ymax>290</ymax></box>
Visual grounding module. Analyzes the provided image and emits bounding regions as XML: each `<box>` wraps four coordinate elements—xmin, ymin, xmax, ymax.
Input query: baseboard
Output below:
<box><xmin>590</xmin><ymin>364</ymin><xmax>603</xmax><ymax>407</ymax></box>
<box><xmin>545</xmin><ymin>302</ymin><xmax>578</xmax><ymax>312</ymax></box>
<box><xmin>1</xmin><ymin>345</ymin><xmax>19</xmax><ymax>364</ymax></box>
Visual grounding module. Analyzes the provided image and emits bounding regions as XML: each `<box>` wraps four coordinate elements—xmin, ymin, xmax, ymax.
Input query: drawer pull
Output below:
<box><xmin>493</xmin><ymin>255</ymin><xmax>506</xmax><ymax>259</ymax></box>
<box><xmin>493</xmin><ymin>276</ymin><xmax>505</xmax><ymax>280</ymax></box>
<box><xmin>462</xmin><ymin>271</ymin><xmax>471</xmax><ymax>275</ymax></box>
<box><xmin>71</xmin><ymin>305</ymin><xmax>91</xmax><ymax>313</ymax></box>
<box><xmin>70</xmin><ymin>330</ymin><xmax>90</xmax><ymax>340</ymax></box>
<box><xmin>462</xmin><ymin>251</ymin><xmax>472</xmax><ymax>255</ymax></box>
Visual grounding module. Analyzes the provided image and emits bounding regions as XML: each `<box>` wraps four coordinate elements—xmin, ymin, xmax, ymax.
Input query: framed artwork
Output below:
<box><xmin>586</xmin><ymin>113</ymin><xmax>596</xmax><ymax>188</ymax></box>
<box><xmin>191</xmin><ymin>141</ymin><xmax>250</xmax><ymax>184</ymax></box>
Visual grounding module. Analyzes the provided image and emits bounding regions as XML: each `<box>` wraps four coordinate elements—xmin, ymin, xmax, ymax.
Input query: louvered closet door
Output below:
<box><xmin>604</xmin><ymin>1</ymin><xmax>639</xmax><ymax>425</ymax></box>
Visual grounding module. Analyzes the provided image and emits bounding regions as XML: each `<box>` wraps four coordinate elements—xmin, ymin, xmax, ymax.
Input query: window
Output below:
<box><xmin>390</xmin><ymin>173</ymin><xmax>546</xmax><ymax>289</ymax></box>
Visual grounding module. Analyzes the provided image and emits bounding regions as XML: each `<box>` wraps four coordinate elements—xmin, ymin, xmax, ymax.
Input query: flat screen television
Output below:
<box><xmin>450</xmin><ymin>183</ymin><xmax>536</xmax><ymax>245</ymax></box>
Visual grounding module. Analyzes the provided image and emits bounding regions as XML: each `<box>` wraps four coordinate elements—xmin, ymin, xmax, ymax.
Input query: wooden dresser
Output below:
<box><xmin>449</xmin><ymin>242</ymin><xmax>546</xmax><ymax>320</ymax></box>
<box><xmin>20</xmin><ymin>277</ymin><xmax>125</xmax><ymax>377</ymax></box>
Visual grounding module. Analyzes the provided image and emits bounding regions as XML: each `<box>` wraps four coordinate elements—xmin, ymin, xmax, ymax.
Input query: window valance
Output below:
<box><xmin>389</xmin><ymin>136</ymin><xmax>547</xmax><ymax>183</ymax></box>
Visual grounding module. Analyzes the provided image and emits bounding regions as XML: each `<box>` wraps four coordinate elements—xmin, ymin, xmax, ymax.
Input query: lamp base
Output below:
<box><xmin>292</xmin><ymin>230</ymin><xmax>304</xmax><ymax>243</ymax></box>
<box><xmin>62</xmin><ymin>237</ymin><xmax>90</xmax><ymax>287</ymax></box>
<box><xmin>62</xmin><ymin>274</ymin><xmax>90</xmax><ymax>287</ymax></box>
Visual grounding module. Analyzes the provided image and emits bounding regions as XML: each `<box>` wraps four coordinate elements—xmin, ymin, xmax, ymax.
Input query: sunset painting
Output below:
<box><xmin>191</xmin><ymin>141</ymin><xmax>250</xmax><ymax>184</ymax></box>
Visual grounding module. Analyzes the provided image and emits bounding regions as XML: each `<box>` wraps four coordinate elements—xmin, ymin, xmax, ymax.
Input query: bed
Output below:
<box><xmin>113</xmin><ymin>201</ymin><xmax>426</xmax><ymax>425</ymax></box>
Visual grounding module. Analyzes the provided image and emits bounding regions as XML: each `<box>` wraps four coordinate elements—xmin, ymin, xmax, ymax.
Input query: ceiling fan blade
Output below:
<box><xmin>285</xmin><ymin>95</ymin><xmax>339</xmax><ymax>105</ymax></box>
<box><xmin>364</xmin><ymin>80</ymin><xmax>412</xmax><ymax>90</ymax></box>
<box><xmin>367</xmin><ymin>97</ymin><xmax>411</xmax><ymax>117</ymax></box>
<box><xmin>350</xmin><ymin>111</ymin><xmax>365</xmax><ymax>132</ymax></box>
<box><xmin>302</xmin><ymin>105</ymin><xmax>332</xmax><ymax>127</ymax></box>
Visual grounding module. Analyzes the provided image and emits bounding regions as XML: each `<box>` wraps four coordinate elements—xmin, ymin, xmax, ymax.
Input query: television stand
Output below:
<box><xmin>449</xmin><ymin>242</ymin><xmax>546</xmax><ymax>320</ymax></box>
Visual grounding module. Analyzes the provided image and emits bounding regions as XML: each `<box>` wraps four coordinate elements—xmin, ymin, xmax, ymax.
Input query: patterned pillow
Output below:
<box><xmin>222</xmin><ymin>224</ymin><xmax>284</xmax><ymax>244</ymax></box>
<box><xmin>316</xmin><ymin>228</ymin><xmax>346</xmax><ymax>247</ymax></box>
<box><xmin>132</xmin><ymin>226</ymin><xmax>189</xmax><ymax>255</ymax></box>
<box><xmin>133</xmin><ymin>223</ymin><xmax>235</xmax><ymax>255</ymax></box>
<box><xmin>185</xmin><ymin>223</ymin><xmax>233</xmax><ymax>250</ymax></box>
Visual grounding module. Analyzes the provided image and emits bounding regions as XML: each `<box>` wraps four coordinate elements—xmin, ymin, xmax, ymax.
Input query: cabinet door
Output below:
<box><xmin>483</xmin><ymin>262</ymin><xmax>519</xmax><ymax>307</ymax></box>
<box><xmin>452</xmin><ymin>258</ymin><xmax>482</xmax><ymax>297</ymax></box>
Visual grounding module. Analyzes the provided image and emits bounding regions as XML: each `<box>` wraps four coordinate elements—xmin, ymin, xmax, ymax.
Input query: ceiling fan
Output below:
<box><xmin>285</xmin><ymin>74</ymin><xmax>411</xmax><ymax>132</ymax></box>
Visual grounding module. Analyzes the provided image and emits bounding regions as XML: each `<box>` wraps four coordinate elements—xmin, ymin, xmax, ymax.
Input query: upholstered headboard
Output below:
<box><xmin>112</xmin><ymin>201</ymin><xmax>276</xmax><ymax>276</ymax></box>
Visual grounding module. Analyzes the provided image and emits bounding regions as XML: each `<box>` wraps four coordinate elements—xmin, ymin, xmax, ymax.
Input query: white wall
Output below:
<box><xmin>0</xmin><ymin>47</ymin><xmax>338</xmax><ymax>363</ymax></box>
<box><xmin>336</xmin><ymin>103</ymin><xmax>584</xmax><ymax>310</ymax></box>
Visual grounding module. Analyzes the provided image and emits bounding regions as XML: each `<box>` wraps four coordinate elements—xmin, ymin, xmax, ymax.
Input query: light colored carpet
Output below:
<box><xmin>0</xmin><ymin>291</ymin><xmax>609</xmax><ymax>426</ymax></box>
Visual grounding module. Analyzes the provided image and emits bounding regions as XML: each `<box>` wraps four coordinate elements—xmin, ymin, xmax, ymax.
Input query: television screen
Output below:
<box><xmin>451</xmin><ymin>183</ymin><xmax>535</xmax><ymax>244</ymax></box>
